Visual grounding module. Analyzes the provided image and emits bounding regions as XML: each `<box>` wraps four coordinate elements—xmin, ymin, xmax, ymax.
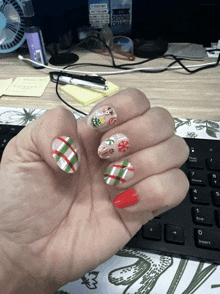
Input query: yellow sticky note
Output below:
<box><xmin>61</xmin><ymin>81</ymin><xmax>119</xmax><ymax>106</ymax></box>
<box><xmin>0</xmin><ymin>78</ymin><xmax>13</xmax><ymax>97</ymax></box>
<box><xmin>4</xmin><ymin>76</ymin><xmax>50</xmax><ymax>97</ymax></box>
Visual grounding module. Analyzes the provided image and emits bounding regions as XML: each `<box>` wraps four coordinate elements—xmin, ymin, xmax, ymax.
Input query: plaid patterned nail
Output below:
<box><xmin>104</xmin><ymin>160</ymin><xmax>134</xmax><ymax>185</ymax></box>
<box><xmin>52</xmin><ymin>136</ymin><xmax>78</xmax><ymax>173</ymax></box>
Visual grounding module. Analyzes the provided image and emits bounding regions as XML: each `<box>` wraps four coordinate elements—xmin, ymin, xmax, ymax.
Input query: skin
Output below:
<box><xmin>0</xmin><ymin>88</ymin><xmax>189</xmax><ymax>293</ymax></box>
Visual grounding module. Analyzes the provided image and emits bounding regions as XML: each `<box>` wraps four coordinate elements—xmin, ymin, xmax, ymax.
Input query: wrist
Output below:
<box><xmin>0</xmin><ymin>247</ymin><xmax>60</xmax><ymax>294</ymax></box>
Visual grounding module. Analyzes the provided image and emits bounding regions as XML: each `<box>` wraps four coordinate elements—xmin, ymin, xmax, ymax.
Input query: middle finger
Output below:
<box><xmin>98</xmin><ymin>107</ymin><xmax>175</xmax><ymax>161</ymax></box>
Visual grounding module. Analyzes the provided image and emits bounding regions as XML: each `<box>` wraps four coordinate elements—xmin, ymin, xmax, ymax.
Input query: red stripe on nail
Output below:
<box><xmin>104</xmin><ymin>174</ymin><xmax>126</xmax><ymax>183</ymax></box>
<box><xmin>52</xmin><ymin>150</ymin><xmax>76</xmax><ymax>172</ymax></box>
<box><xmin>57</xmin><ymin>137</ymin><xmax>77</xmax><ymax>156</ymax></box>
<box><xmin>113</xmin><ymin>164</ymin><xmax>134</xmax><ymax>171</ymax></box>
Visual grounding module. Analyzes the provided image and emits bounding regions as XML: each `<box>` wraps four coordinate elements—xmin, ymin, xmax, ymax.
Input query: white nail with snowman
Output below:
<box><xmin>87</xmin><ymin>106</ymin><xmax>117</xmax><ymax>131</ymax></box>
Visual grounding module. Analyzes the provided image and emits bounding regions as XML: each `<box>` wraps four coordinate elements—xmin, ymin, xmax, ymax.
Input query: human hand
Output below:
<box><xmin>0</xmin><ymin>88</ymin><xmax>189</xmax><ymax>293</ymax></box>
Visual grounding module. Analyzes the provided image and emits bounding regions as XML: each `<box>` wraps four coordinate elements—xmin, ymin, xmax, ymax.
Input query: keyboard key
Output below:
<box><xmin>192</xmin><ymin>207</ymin><xmax>214</xmax><ymax>226</ymax></box>
<box><xmin>212</xmin><ymin>190</ymin><xmax>220</xmax><ymax>207</ymax></box>
<box><xmin>187</xmin><ymin>157</ymin><xmax>203</xmax><ymax>169</ymax></box>
<box><xmin>206</xmin><ymin>158</ymin><xmax>220</xmax><ymax>171</ymax></box>
<box><xmin>189</xmin><ymin>146</ymin><xmax>197</xmax><ymax>156</ymax></box>
<box><xmin>0</xmin><ymin>139</ymin><xmax>10</xmax><ymax>151</ymax></box>
<box><xmin>209</xmin><ymin>173</ymin><xmax>220</xmax><ymax>188</ymax></box>
<box><xmin>215</xmin><ymin>210</ymin><xmax>220</xmax><ymax>228</ymax></box>
<box><xmin>165</xmin><ymin>224</ymin><xmax>184</xmax><ymax>244</ymax></box>
<box><xmin>188</xmin><ymin>171</ymin><xmax>207</xmax><ymax>186</ymax></box>
<box><xmin>195</xmin><ymin>228</ymin><xmax>220</xmax><ymax>251</ymax></box>
<box><xmin>9</xmin><ymin>127</ymin><xmax>20</xmax><ymax>135</ymax></box>
<box><xmin>190</xmin><ymin>187</ymin><xmax>211</xmax><ymax>205</ymax></box>
<box><xmin>142</xmin><ymin>222</ymin><xmax>161</xmax><ymax>240</ymax></box>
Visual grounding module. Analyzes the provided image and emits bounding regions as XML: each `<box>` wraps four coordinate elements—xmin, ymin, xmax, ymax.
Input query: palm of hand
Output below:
<box><xmin>0</xmin><ymin>112</ymin><xmax>140</xmax><ymax>286</ymax></box>
<box><xmin>0</xmin><ymin>89</ymin><xmax>189</xmax><ymax>291</ymax></box>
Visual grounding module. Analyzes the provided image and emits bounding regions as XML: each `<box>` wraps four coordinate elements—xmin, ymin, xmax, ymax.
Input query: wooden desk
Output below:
<box><xmin>1</xmin><ymin>50</ymin><xmax>220</xmax><ymax>121</ymax></box>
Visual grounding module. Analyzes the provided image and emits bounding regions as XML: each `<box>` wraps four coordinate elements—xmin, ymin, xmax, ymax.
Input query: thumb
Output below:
<box><xmin>2</xmin><ymin>107</ymin><xmax>80</xmax><ymax>174</ymax></box>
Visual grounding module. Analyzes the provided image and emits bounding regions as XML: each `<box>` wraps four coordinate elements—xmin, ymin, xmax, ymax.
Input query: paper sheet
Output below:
<box><xmin>4</xmin><ymin>76</ymin><xmax>50</xmax><ymax>97</ymax></box>
<box><xmin>0</xmin><ymin>79</ymin><xmax>13</xmax><ymax>97</ymax></box>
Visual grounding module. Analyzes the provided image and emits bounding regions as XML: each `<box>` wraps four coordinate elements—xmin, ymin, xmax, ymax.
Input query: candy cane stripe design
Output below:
<box><xmin>104</xmin><ymin>161</ymin><xmax>134</xmax><ymax>185</ymax></box>
<box><xmin>52</xmin><ymin>136</ymin><xmax>78</xmax><ymax>173</ymax></box>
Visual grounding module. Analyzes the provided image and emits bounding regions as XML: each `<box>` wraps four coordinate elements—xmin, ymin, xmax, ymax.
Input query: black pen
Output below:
<box><xmin>50</xmin><ymin>72</ymin><xmax>109</xmax><ymax>90</ymax></box>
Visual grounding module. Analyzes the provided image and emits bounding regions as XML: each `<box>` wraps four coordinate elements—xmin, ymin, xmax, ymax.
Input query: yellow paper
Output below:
<box><xmin>61</xmin><ymin>81</ymin><xmax>119</xmax><ymax>106</ymax></box>
<box><xmin>4</xmin><ymin>76</ymin><xmax>50</xmax><ymax>97</ymax></box>
<box><xmin>0</xmin><ymin>79</ymin><xmax>13</xmax><ymax>97</ymax></box>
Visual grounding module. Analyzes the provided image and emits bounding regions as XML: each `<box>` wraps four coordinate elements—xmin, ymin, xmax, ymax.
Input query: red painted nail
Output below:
<box><xmin>113</xmin><ymin>188</ymin><xmax>138</xmax><ymax>208</ymax></box>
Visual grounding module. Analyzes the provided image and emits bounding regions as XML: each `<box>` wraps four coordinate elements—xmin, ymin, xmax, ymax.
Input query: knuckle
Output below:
<box><xmin>172</xmin><ymin>135</ymin><xmax>190</xmax><ymax>164</ymax></box>
<box><xmin>171</xmin><ymin>169</ymin><xmax>189</xmax><ymax>207</ymax></box>
<box><xmin>125</xmin><ymin>87</ymin><xmax>146</xmax><ymax>98</ymax></box>
<box><xmin>153</xmin><ymin>107</ymin><xmax>174</xmax><ymax>128</ymax></box>
<box><xmin>124</xmin><ymin>88</ymin><xmax>150</xmax><ymax>105</ymax></box>
<box><xmin>150</xmin><ymin>175</ymin><xmax>167</xmax><ymax>207</ymax></box>
<box><xmin>151</xmin><ymin>169</ymin><xmax>189</xmax><ymax>209</ymax></box>
<box><xmin>53</xmin><ymin>106</ymin><xmax>72</xmax><ymax>118</ymax></box>
<box><xmin>178</xmin><ymin>136</ymin><xmax>190</xmax><ymax>162</ymax></box>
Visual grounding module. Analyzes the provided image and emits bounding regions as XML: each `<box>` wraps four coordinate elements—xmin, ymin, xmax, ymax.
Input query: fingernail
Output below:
<box><xmin>104</xmin><ymin>160</ymin><xmax>134</xmax><ymax>185</ymax></box>
<box><xmin>87</xmin><ymin>106</ymin><xmax>117</xmax><ymax>131</ymax></box>
<box><xmin>52</xmin><ymin>136</ymin><xmax>79</xmax><ymax>173</ymax></box>
<box><xmin>98</xmin><ymin>133</ymin><xmax>130</xmax><ymax>159</ymax></box>
<box><xmin>113</xmin><ymin>189</ymin><xmax>138</xmax><ymax>208</ymax></box>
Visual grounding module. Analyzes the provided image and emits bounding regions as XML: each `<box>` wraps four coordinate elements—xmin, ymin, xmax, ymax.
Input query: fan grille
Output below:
<box><xmin>0</xmin><ymin>0</ymin><xmax>25</xmax><ymax>52</ymax></box>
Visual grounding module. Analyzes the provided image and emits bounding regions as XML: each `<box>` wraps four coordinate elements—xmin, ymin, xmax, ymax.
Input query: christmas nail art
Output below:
<box><xmin>98</xmin><ymin>133</ymin><xmax>130</xmax><ymax>159</ymax></box>
<box><xmin>104</xmin><ymin>160</ymin><xmax>134</xmax><ymax>185</ymax></box>
<box><xmin>87</xmin><ymin>106</ymin><xmax>117</xmax><ymax>131</ymax></box>
<box><xmin>52</xmin><ymin>136</ymin><xmax>79</xmax><ymax>173</ymax></box>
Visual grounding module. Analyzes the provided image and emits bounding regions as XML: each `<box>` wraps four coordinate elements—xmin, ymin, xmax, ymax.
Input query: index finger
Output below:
<box><xmin>86</xmin><ymin>88</ymin><xmax>150</xmax><ymax>132</ymax></box>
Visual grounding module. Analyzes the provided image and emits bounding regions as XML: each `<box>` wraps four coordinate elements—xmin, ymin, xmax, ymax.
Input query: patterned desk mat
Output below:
<box><xmin>1</xmin><ymin>106</ymin><xmax>220</xmax><ymax>294</ymax></box>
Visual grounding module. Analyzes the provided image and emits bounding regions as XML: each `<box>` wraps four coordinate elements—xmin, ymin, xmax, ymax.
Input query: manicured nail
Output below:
<box><xmin>87</xmin><ymin>106</ymin><xmax>117</xmax><ymax>131</ymax></box>
<box><xmin>104</xmin><ymin>160</ymin><xmax>134</xmax><ymax>185</ymax></box>
<box><xmin>113</xmin><ymin>188</ymin><xmax>138</xmax><ymax>208</ymax></box>
<box><xmin>98</xmin><ymin>133</ymin><xmax>130</xmax><ymax>159</ymax></box>
<box><xmin>52</xmin><ymin>136</ymin><xmax>79</xmax><ymax>173</ymax></box>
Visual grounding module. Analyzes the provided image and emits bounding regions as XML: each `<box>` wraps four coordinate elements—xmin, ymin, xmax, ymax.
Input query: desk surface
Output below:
<box><xmin>1</xmin><ymin>49</ymin><xmax>220</xmax><ymax>121</ymax></box>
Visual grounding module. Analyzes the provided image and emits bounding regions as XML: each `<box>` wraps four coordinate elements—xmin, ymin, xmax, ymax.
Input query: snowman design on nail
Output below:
<box><xmin>90</xmin><ymin>106</ymin><xmax>117</xmax><ymax>129</ymax></box>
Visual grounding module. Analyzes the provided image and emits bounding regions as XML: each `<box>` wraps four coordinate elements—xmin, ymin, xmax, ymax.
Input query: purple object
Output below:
<box><xmin>25</xmin><ymin>26</ymin><xmax>48</xmax><ymax>68</ymax></box>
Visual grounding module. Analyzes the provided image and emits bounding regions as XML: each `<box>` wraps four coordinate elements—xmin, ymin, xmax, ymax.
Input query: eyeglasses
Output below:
<box><xmin>76</xmin><ymin>25</ymin><xmax>135</xmax><ymax>62</ymax></box>
<box><xmin>96</xmin><ymin>36</ymin><xmax>135</xmax><ymax>61</ymax></box>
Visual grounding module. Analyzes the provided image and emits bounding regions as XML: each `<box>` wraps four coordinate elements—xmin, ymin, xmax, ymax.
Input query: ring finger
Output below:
<box><xmin>103</xmin><ymin>135</ymin><xmax>189</xmax><ymax>188</ymax></box>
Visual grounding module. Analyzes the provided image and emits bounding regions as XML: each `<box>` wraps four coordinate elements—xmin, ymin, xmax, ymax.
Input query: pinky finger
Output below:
<box><xmin>113</xmin><ymin>168</ymin><xmax>189</xmax><ymax>224</ymax></box>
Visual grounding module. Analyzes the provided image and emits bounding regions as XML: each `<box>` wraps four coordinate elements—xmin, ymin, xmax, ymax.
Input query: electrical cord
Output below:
<box><xmin>72</xmin><ymin>36</ymin><xmax>220</xmax><ymax>74</ymax></box>
<box><xmin>18</xmin><ymin>54</ymin><xmax>220</xmax><ymax>75</ymax></box>
<box><xmin>53</xmin><ymin>47</ymin><xmax>220</xmax><ymax>114</ymax></box>
<box><xmin>53</xmin><ymin>36</ymin><xmax>117</xmax><ymax>115</ymax></box>
<box><xmin>165</xmin><ymin>51</ymin><xmax>220</xmax><ymax>74</ymax></box>
<box><xmin>18</xmin><ymin>39</ymin><xmax>220</xmax><ymax>115</ymax></box>
<box><xmin>55</xmin><ymin>69</ymin><xmax>87</xmax><ymax>116</ymax></box>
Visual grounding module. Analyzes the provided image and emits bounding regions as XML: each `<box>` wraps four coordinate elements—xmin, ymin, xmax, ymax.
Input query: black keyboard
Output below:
<box><xmin>0</xmin><ymin>125</ymin><xmax>220</xmax><ymax>264</ymax></box>
<box><xmin>0</xmin><ymin>124</ymin><xmax>24</xmax><ymax>161</ymax></box>
<box><xmin>126</xmin><ymin>137</ymin><xmax>220</xmax><ymax>264</ymax></box>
